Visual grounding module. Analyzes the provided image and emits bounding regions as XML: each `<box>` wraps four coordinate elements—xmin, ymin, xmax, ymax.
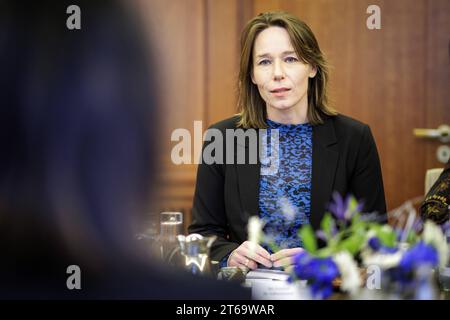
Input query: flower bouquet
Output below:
<box><xmin>288</xmin><ymin>193</ymin><xmax>449</xmax><ymax>299</ymax></box>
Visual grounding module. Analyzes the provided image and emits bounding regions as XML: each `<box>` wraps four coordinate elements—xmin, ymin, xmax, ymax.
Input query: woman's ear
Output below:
<box><xmin>309</xmin><ymin>66</ymin><xmax>317</xmax><ymax>78</ymax></box>
<box><xmin>251</xmin><ymin>71</ymin><xmax>256</xmax><ymax>84</ymax></box>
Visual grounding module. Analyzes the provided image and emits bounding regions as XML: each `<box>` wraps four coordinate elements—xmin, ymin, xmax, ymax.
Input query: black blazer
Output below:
<box><xmin>189</xmin><ymin>114</ymin><xmax>386</xmax><ymax>262</ymax></box>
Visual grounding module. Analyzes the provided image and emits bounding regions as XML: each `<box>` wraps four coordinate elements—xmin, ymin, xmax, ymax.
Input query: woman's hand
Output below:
<box><xmin>270</xmin><ymin>248</ymin><xmax>304</xmax><ymax>273</ymax></box>
<box><xmin>227</xmin><ymin>241</ymin><xmax>272</xmax><ymax>270</ymax></box>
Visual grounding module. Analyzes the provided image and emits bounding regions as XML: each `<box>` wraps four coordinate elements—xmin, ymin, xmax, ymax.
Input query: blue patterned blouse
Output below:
<box><xmin>259</xmin><ymin>119</ymin><xmax>313</xmax><ymax>253</ymax></box>
<box><xmin>219</xmin><ymin>119</ymin><xmax>313</xmax><ymax>267</ymax></box>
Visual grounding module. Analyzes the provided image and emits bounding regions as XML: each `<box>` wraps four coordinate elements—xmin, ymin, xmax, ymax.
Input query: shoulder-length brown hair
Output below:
<box><xmin>237</xmin><ymin>11</ymin><xmax>337</xmax><ymax>128</ymax></box>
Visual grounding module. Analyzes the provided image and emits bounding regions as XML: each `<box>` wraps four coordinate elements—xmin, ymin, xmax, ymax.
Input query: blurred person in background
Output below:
<box><xmin>420</xmin><ymin>159</ymin><xmax>450</xmax><ymax>225</ymax></box>
<box><xmin>0</xmin><ymin>0</ymin><xmax>248</xmax><ymax>299</ymax></box>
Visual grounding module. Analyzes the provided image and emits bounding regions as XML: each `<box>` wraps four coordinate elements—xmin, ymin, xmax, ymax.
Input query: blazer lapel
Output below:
<box><xmin>310</xmin><ymin>117</ymin><xmax>339</xmax><ymax>231</ymax></box>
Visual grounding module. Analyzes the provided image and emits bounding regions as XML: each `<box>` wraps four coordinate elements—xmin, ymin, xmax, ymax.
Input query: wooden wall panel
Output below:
<box><xmin>377</xmin><ymin>1</ymin><xmax>428</xmax><ymax>210</ymax></box>
<box><xmin>135</xmin><ymin>0</ymin><xmax>206</xmax><ymax>215</ymax></box>
<box><xmin>250</xmin><ymin>0</ymin><xmax>430</xmax><ymax>211</ymax></box>
<box><xmin>354</xmin><ymin>0</ymin><xmax>427</xmax><ymax>210</ymax></box>
<box><xmin>205</xmin><ymin>0</ymin><xmax>240</xmax><ymax>125</ymax></box>
<box><xmin>204</xmin><ymin>0</ymin><xmax>257</xmax><ymax>126</ymax></box>
<box><xmin>425</xmin><ymin>0</ymin><xmax>450</xmax><ymax>169</ymax></box>
<box><xmin>134</xmin><ymin>0</ymin><xmax>449</xmax><ymax>227</ymax></box>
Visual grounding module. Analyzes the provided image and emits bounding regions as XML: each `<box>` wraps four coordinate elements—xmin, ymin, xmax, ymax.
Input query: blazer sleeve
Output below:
<box><xmin>350</xmin><ymin>125</ymin><xmax>387</xmax><ymax>218</ymax></box>
<box><xmin>188</xmin><ymin>139</ymin><xmax>239</xmax><ymax>262</ymax></box>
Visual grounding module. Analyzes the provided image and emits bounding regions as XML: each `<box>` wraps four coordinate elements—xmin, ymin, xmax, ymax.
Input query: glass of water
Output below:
<box><xmin>159</xmin><ymin>212</ymin><xmax>183</xmax><ymax>263</ymax></box>
<box><xmin>160</xmin><ymin>211</ymin><xmax>183</xmax><ymax>241</ymax></box>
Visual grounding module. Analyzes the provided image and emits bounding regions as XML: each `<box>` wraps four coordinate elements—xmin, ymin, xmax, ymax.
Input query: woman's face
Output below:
<box><xmin>251</xmin><ymin>26</ymin><xmax>316</xmax><ymax>116</ymax></box>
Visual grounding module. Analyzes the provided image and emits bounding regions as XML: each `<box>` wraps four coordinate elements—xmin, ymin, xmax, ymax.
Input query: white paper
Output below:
<box><xmin>250</xmin><ymin>279</ymin><xmax>310</xmax><ymax>300</ymax></box>
<box><xmin>246</xmin><ymin>268</ymin><xmax>290</xmax><ymax>281</ymax></box>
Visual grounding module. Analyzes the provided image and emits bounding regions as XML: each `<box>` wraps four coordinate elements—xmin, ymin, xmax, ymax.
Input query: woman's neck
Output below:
<box><xmin>266</xmin><ymin>105</ymin><xmax>308</xmax><ymax>124</ymax></box>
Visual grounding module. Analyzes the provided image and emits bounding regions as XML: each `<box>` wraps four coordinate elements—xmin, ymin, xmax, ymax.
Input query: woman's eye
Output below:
<box><xmin>285</xmin><ymin>56</ymin><xmax>298</xmax><ymax>63</ymax></box>
<box><xmin>258</xmin><ymin>59</ymin><xmax>271</xmax><ymax>65</ymax></box>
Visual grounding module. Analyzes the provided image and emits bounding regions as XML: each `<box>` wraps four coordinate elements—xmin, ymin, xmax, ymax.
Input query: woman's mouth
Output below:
<box><xmin>270</xmin><ymin>87</ymin><xmax>291</xmax><ymax>97</ymax></box>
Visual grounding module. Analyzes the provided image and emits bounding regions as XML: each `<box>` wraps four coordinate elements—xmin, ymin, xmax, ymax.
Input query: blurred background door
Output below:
<box><xmin>135</xmin><ymin>0</ymin><xmax>450</xmax><ymax>229</ymax></box>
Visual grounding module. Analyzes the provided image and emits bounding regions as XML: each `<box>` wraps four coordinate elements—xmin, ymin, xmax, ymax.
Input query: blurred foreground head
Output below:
<box><xmin>0</xmin><ymin>0</ymin><xmax>157</xmax><ymax>294</ymax></box>
<box><xmin>0</xmin><ymin>0</ymin><xmax>156</xmax><ymax>253</ymax></box>
<box><xmin>0</xmin><ymin>0</ymin><xmax>249</xmax><ymax>300</ymax></box>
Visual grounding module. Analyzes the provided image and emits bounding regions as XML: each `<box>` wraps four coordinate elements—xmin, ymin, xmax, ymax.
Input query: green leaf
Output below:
<box><xmin>351</xmin><ymin>212</ymin><xmax>362</xmax><ymax>225</ymax></box>
<box><xmin>337</xmin><ymin>233</ymin><xmax>365</xmax><ymax>255</ymax></box>
<box><xmin>299</xmin><ymin>224</ymin><xmax>317</xmax><ymax>254</ymax></box>
<box><xmin>320</xmin><ymin>213</ymin><xmax>333</xmax><ymax>240</ymax></box>
<box><xmin>375</xmin><ymin>225</ymin><xmax>396</xmax><ymax>247</ymax></box>
<box><xmin>316</xmin><ymin>246</ymin><xmax>335</xmax><ymax>258</ymax></box>
<box><xmin>348</xmin><ymin>196</ymin><xmax>359</xmax><ymax>213</ymax></box>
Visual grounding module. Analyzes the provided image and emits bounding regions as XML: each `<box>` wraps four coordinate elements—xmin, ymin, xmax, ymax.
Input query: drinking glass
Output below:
<box><xmin>159</xmin><ymin>212</ymin><xmax>183</xmax><ymax>263</ymax></box>
<box><xmin>160</xmin><ymin>211</ymin><xmax>183</xmax><ymax>241</ymax></box>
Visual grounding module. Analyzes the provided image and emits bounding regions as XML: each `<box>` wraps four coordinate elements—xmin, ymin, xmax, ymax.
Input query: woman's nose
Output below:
<box><xmin>272</xmin><ymin>60</ymin><xmax>285</xmax><ymax>80</ymax></box>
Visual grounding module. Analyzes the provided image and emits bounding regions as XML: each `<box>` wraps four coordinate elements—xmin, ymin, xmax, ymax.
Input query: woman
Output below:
<box><xmin>189</xmin><ymin>12</ymin><xmax>386</xmax><ymax>272</ymax></box>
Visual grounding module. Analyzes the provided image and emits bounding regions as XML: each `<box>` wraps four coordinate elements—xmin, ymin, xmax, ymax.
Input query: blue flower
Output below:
<box><xmin>293</xmin><ymin>251</ymin><xmax>315</xmax><ymax>279</ymax></box>
<box><xmin>329</xmin><ymin>192</ymin><xmax>346</xmax><ymax>221</ymax></box>
<box><xmin>399</xmin><ymin>241</ymin><xmax>438</xmax><ymax>273</ymax></box>
<box><xmin>368</xmin><ymin>237</ymin><xmax>381</xmax><ymax>251</ymax></box>
<box><xmin>368</xmin><ymin>236</ymin><xmax>398</xmax><ymax>253</ymax></box>
<box><xmin>310</xmin><ymin>281</ymin><xmax>334</xmax><ymax>300</ymax></box>
<box><xmin>293</xmin><ymin>251</ymin><xmax>340</xmax><ymax>299</ymax></box>
<box><xmin>329</xmin><ymin>192</ymin><xmax>363</xmax><ymax>222</ymax></box>
<box><xmin>386</xmin><ymin>241</ymin><xmax>439</xmax><ymax>287</ymax></box>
